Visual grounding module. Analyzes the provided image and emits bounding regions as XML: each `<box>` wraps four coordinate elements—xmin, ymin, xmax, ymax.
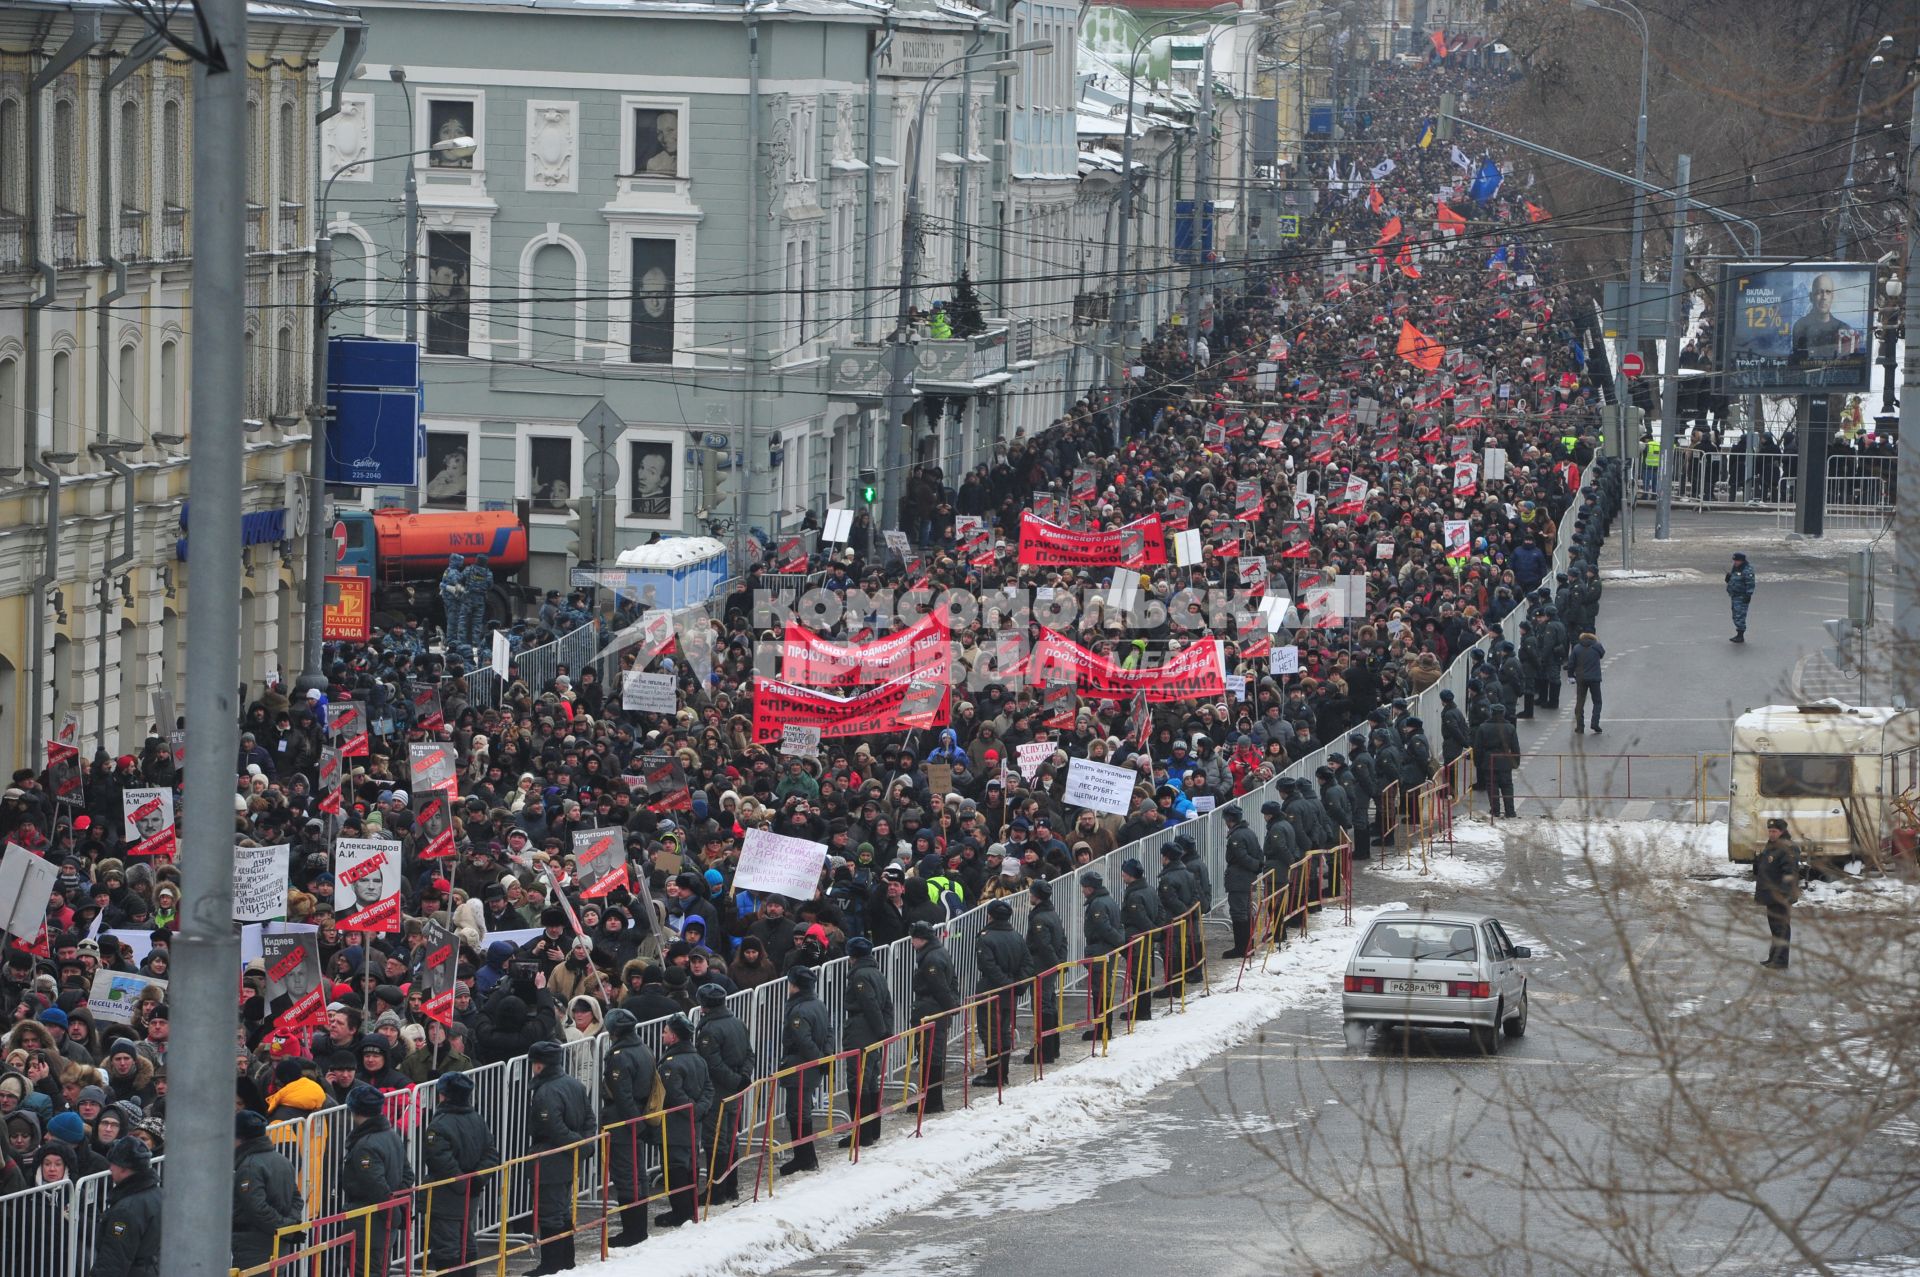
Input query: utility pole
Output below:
<box><xmin>298</xmin><ymin>231</ymin><xmax>332</xmax><ymax>695</ymax></box>
<box><xmin>877</xmin><ymin>174</ymin><xmax>922</xmax><ymax>539</ymax></box>
<box><xmin>1894</xmin><ymin>71</ymin><xmax>1920</xmax><ymax>707</ymax></box>
<box><xmin>1188</xmin><ymin>51</ymin><xmax>1214</xmax><ymax>363</ymax></box>
<box><xmin>166</xmin><ymin>4</ymin><xmax>246</xmax><ymax>1277</ymax></box>
<box><xmin>1654</xmin><ymin>152</ymin><xmax>1687</xmax><ymax>540</ymax></box>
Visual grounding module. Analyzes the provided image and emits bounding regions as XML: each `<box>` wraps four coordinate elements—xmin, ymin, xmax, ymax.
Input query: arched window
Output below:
<box><xmin>0</xmin><ymin>100</ymin><xmax>22</xmax><ymax>213</ymax></box>
<box><xmin>529</xmin><ymin>241</ymin><xmax>577</xmax><ymax>361</ymax></box>
<box><xmin>117</xmin><ymin>344</ymin><xmax>140</xmax><ymax>441</ymax></box>
<box><xmin>52</xmin><ymin>99</ymin><xmax>75</xmax><ymax>211</ymax></box>
<box><xmin>50</xmin><ymin>349</ymin><xmax>72</xmax><ymax>454</ymax></box>
<box><xmin>158</xmin><ymin>339</ymin><xmax>179</xmax><ymax>439</ymax></box>
<box><xmin>278</xmin><ymin>101</ymin><xmax>297</xmax><ymax>206</ymax></box>
<box><xmin>161</xmin><ymin>99</ymin><xmax>184</xmax><ymax>208</ymax></box>
<box><xmin>119</xmin><ymin>99</ymin><xmax>142</xmax><ymax>211</ymax></box>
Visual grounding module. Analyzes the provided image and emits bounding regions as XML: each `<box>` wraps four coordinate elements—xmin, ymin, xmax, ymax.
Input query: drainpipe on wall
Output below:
<box><xmin>25</xmin><ymin>14</ymin><xmax>100</xmax><ymax>769</ymax></box>
<box><xmin>953</xmin><ymin>15</ymin><xmax>989</xmax><ymax>278</ymax></box>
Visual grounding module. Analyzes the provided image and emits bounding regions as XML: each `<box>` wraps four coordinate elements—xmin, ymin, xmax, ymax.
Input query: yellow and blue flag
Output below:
<box><xmin>1417</xmin><ymin>117</ymin><xmax>1435</xmax><ymax>149</ymax></box>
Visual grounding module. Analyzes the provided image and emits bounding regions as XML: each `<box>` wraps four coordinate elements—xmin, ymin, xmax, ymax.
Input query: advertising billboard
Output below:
<box><xmin>1719</xmin><ymin>262</ymin><xmax>1875</xmax><ymax>394</ymax></box>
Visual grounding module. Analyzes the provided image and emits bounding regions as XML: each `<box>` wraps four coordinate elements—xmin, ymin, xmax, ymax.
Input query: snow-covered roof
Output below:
<box><xmin>616</xmin><ymin>536</ymin><xmax>729</xmax><ymax>570</ymax></box>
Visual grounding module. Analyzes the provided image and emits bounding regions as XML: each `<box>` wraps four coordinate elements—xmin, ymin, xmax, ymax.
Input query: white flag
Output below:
<box><xmin>1450</xmin><ymin>144</ymin><xmax>1471</xmax><ymax>171</ymax></box>
<box><xmin>491</xmin><ymin>629</ymin><xmax>512</xmax><ymax>676</ymax></box>
<box><xmin>1370</xmin><ymin>157</ymin><xmax>1397</xmax><ymax>180</ymax></box>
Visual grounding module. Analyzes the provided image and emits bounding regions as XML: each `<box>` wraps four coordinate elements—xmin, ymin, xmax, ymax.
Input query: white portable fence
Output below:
<box><xmin>7</xmin><ymin>474</ymin><xmax>1602</xmax><ymax>1277</ymax></box>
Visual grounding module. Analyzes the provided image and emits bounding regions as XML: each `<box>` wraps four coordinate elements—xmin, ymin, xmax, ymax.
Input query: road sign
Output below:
<box><xmin>331</xmin><ymin>520</ymin><xmax>347</xmax><ymax>562</ymax></box>
<box><xmin>577</xmin><ymin>400</ymin><xmax>627</xmax><ymax>457</ymax></box>
<box><xmin>583</xmin><ymin>451</ymin><xmax>619</xmax><ymax>493</ymax></box>
<box><xmin>1276</xmin><ymin>213</ymin><xmax>1301</xmax><ymax>239</ymax></box>
<box><xmin>1620</xmin><ymin>352</ymin><xmax>1645</xmax><ymax>378</ymax></box>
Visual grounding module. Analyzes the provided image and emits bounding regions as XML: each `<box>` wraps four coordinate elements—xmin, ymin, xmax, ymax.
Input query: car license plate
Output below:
<box><xmin>1388</xmin><ymin>979</ymin><xmax>1445</xmax><ymax>994</ymax></box>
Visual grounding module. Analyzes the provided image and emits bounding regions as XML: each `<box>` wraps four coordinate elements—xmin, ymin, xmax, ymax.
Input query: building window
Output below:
<box><xmin>424</xmin><ymin>230</ymin><xmax>472</xmax><ymax>355</ymax></box>
<box><xmin>0</xmin><ymin>100</ymin><xmax>20</xmax><ymax>212</ymax></box>
<box><xmin>427</xmin><ymin>99</ymin><xmax>475</xmax><ymax>167</ymax></box>
<box><xmin>631</xmin><ymin>108</ymin><xmax>680</xmax><ymax>177</ymax></box>
<box><xmin>52</xmin><ymin>100</ymin><xmax>75</xmax><ymax>211</ymax></box>
<box><xmin>116</xmin><ymin>344</ymin><xmax>138</xmax><ymax>441</ymax></box>
<box><xmin>247</xmin><ymin>99</ymin><xmax>262</xmax><ymax>204</ymax></box>
<box><xmin>277</xmin><ymin>100</ymin><xmax>297</xmax><ymax>204</ymax></box>
<box><xmin>528</xmin><ymin>435</ymin><xmax>572</xmax><ymax>511</ymax></box>
<box><xmin>423</xmin><ymin>430</ymin><xmax>470</xmax><ymax>509</ymax></box>
<box><xmin>275</xmin><ymin>324</ymin><xmax>297</xmax><ymax>417</ymax></box>
<box><xmin>0</xmin><ymin>358</ymin><xmax>17</xmax><ymax>465</ymax></box>
<box><xmin>120</xmin><ymin>99</ymin><xmax>142</xmax><ymax>210</ymax></box>
<box><xmin>628</xmin><ymin>238</ymin><xmax>675</xmax><ymax>364</ymax></box>
<box><xmin>162</xmin><ymin>99</ymin><xmax>184</xmax><ymax>208</ymax></box>
<box><xmin>159</xmin><ymin>340</ymin><xmax>178</xmax><ymax>438</ymax></box>
<box><xmin>629</xmin><ymin>438</ymin><xmax>674</xmax><ymax>518</ymax></box>
<box><xmin>786</xmin><ymin>100</ymin><xmax>815</xmax><ymax>183</ymax></box>
<box><xmin>50</xmin><ymin>350</ymin><xmax>71</xmax><ymax>454</ymax></box>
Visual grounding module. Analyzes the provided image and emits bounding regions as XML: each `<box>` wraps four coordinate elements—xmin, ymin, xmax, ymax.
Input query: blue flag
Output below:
<box><xmin>1470</xmin><ymin>157</ymin><xmax>1503</xmax><ymax>204</ymax></box>
<box><xmin>1567</xmin><ymin>335</ymin><xmax>1587</xmax><ymax>369</ymax></box>
<box><xmin>1487</xmin><ymin>245</ymin><xmax>1508</xmax><ymax>268</ymax></box>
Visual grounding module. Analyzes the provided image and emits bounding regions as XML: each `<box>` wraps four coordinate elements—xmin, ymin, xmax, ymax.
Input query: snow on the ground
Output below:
<box><xmin>1367</xmin><ymin>817</ymin><xmax>1502</xmax><ymax>887</ymax></box>
<box><xmin>585</xmin><ymin>905</ymin><xmax>1397</xmax><ymax>1277</ymax></box>
<box><xmin>1702</xmin><ymin>860</ymin><xmax>1920</xmax><ymax>913</ymax></box>
<box><xmin>1533</xmin><ymin>817</ymin><xmax>1729</xmax><ymax>879</ymax></box>
<box><xmin>1599</xmin><ymin>568</ymin><xmax>1700</xmax><ymax>585</ymax></box>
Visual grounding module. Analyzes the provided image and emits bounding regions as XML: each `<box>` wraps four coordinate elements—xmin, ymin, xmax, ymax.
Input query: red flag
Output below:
<box><xmin>1375</xmin><ymin>216</ymin><xmax>1403</xmax><ymax>246</ymax></box>
<box><xmin>1525</xmin><ymin>200</ymin><xmax>1551</xmax><ymax>222</ymax></box>
<box><xmin>1397</xmin><ymin>320</ymin><xmax>1444</xmax><ymax>372</ymax></box>
<box><xmin>1395</xmin><ymin>241</ymin><xmax>1420</xmax><ymax>279</ymax></box>
<box><xmin>1430</xmin><ymin>29</ymin><xmax>1449</xmax><ymax>58</ymax></box>
<box><xmin>1367</xmin><ymin>184</ymin><xmax>1385</xmax><ymax>214</ymax></box>
<box><xmin>1436</xmin><ymin>202</ymin><xmax>1466</xmax><ymax>237</ymax></box>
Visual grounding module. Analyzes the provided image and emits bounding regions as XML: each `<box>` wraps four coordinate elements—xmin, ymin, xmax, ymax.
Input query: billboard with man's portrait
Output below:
<box><xmin>1720</xmin><ymin>261</ymin><xmax>1875</xmax><ymax>393</ymax></box>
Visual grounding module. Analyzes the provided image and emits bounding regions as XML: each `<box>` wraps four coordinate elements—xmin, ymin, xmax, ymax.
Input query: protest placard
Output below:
<box><xmin>1063</xmin><ymin>757</ymin><xmax>1137</xmax><ymax>816</ymax></box>
<box><xmin>734</xmin><ymin>830</ymin><xmax>829</xmax><ymax>900</ymax></box>
<box><xmin>334</xmin><ymin>838</ymin><xmax>401</xmax><ymax>932</ymax></box>
<box><xmin>622</xmin><ymin>671</ymin><xmax>679</xmax><ymax>714</ymax></box>
<box><xmin>232</xmin><ymin>843</ymin><xmax>290</xmax><ymax>922</ymax></box>
<box><xmin>121</xmin><ymin>788</ymin><xmax>176</xmax><ymax>858</ymax></box>
<box><xmin>88</xmin><ymin>970</ymin><xmax>166</xmax><ymax>1025</ymax></box>
<box><xmin>262</xmin><ymin>932</ymin><xmax>324</xmax><ymax>1033</ymax></box>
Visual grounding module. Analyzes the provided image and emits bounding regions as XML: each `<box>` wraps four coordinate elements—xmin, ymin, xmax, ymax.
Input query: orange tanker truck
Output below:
<box><xmin>335</xmin><ymin>508</ymin><xmax>529</xmax><ymax>626</ymax></box>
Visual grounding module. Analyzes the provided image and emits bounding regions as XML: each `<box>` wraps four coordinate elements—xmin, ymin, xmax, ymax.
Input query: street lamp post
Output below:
<box><xmin>297</xmin><ymin>135</ymin><xmax>475</xmax><ymax>695</ymax></box>
<box><xmin>1838</xmin><ymin>36</ymin><xmax>1893</xmax><ymax>256</ymax></box>
<box><xmin>876</xmin><ymin>44</ymin><xmax>1048</xmax><ymax>537</ymax></box>
<box><xmin>1106</xmin><ymin>4</ymin><xmax>1240</xmax><ymax>399</ymax></box>
<box><xmin>1188</xmin><ymin>15</ymin><xmax>1276</xmax><ymax>363</ymax></box>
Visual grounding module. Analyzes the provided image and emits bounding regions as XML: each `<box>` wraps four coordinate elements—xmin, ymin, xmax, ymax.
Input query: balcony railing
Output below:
<box><xmin>0</xmin><ymin>211</ymin><xmax>21</xmax><ymax>272</ymax></box>
<box><xmin>277</xmin><ymin>202</ymin><xmax>303</xmax><ymax>251</ymax></box>
<box><xmin>52</xmin><ymin>211</ymin><xmax>81</xmax><ymax>268</ymax></box>
<box><xmin>118</xmin><ymin>209</ymin><xmax>146</xmax><ymax>261</ymax></box>
<box><xmin>162</xmin><ymin>207</ymin><xmax>187</xmax><ymax>260</ymax></box>
<box><xmin>244</xmin><ymin>202</ymin><xmax>265</xmax><ymax>254</ymax></box>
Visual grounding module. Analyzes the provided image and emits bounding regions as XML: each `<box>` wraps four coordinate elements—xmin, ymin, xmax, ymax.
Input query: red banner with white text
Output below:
<box><xmin>751</xmin><ymin>673</ymin><xmax>951</xmax><ymax>744</ymax></box>
<box><xmin>1016</xmin><ymin>512</ymin><xmax>1169</xmax><ymax>568</ymax></box>
<box><xmin>1025</xmin><ymin>632</ymin><xmax>1227</xmax><ymax>703</ymax></box>
<box><xmin>780</xmin><ymin>612</ymin><xmax>951</xmax><ymax>686</ymax></box>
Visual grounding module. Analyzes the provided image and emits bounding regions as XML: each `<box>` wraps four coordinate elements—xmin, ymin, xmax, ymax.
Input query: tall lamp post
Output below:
<box><xmin>876</xmin><ymin>42</ymin><xmax>1050</xmax><ymax>534</ymax></box>
<box><xmin>1105</xmin><ymin>4</ymin><xmax>1240</xmax><ymax>396</ymax></box>
<box><xmin>296</xmin><ymin>134</ymin><xmax>475</xmax><ymax>696</ymax></box>
<box><xmin>1571</xmin><ymin>0</ymin><xmax>1647</xmax><ymax>563</ymax></box>
<box><xmin>1838</xmin><ymin>35</ymin><xmax>1893</xmax><ymax>256</ymax></box>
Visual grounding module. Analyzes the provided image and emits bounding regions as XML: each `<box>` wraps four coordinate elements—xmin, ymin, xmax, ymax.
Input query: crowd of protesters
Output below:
<box><xmin>0</xmin><ymin>56</ymin><xmax>1622</xmax><ymax>1275</ymax></box>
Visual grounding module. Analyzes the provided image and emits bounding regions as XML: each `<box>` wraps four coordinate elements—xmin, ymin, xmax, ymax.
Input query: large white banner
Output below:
<box><xmin>1064</xmin><ymin>756</ymin><xmax>1137</xmax><ymax>816</ymax></box>
<box><xmin>733</xmin><ymin>830</ymin><xmax>829</xmax><ymax>901</ymax></box>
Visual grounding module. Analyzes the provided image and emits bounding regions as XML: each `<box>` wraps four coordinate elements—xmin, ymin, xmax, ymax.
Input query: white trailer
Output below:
<box><xmin>1726</xmin><ymin>702</ymin><xmax>1920</xmax><ymax>865</ymax></box>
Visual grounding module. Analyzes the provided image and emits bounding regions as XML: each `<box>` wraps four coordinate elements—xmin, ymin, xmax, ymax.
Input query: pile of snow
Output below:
<box><xmin>1703</xmin><ymin>863</ymin><xmax>1920</xmax><ymax>913</ymax></box>
<box><xmin>585</xmin><ymin>906</ymin><xmax>1395</xmax><ymax>1277</ymax></box>
<box><xmin>1599</xmin><ymin>568</ymin><xmax>1698</xmax><ymax>586</ymax></box>
<box><xmin>1531</xmin><ymin>817</ymin><xmax>1728</xmax><ymax>880</ymax></box>
<box><xmin>1367</xmin><ymin>819</ymin><xmax>1502</xmax><ymax>888</ymax></box>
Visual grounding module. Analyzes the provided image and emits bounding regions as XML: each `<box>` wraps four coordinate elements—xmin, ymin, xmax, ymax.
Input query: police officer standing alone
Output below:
<box><xmin>1222</xmin><ymin>806</ymin><xmax>1263</xmax><ymax>959</ymax></box>
<box><xmin>695</xmin><ymin>983</ymin><xmax>754</xmax><ymax>1201</ymax></box>
<box><xmin>423</xmin><ymin>1070</ymin><xmax>498</xmax><ymax>1277</ymax></box>
<box><xmin>94</xmin><ymin>1137</ymin><xmax>163</xmax><ymax>1277</ymax></box>
<box><xmin>1565</xmin><ymin>632</ymin><xmax>1606</xmax><ymax>735</ymax></box>
<box><xmin>1079</xmin><ymin>872</ymin><xmax>1125</xmax><ymax>1040</ymax></box>
<box><xmin>526</xmin><ymin>1040</ymin><xmax>593</xmax><ymax>1275</ymax></box>
<box><xmin>1756</xmin><ymin>818</ymin><xmax>1801</xmax><ymax>970</ymax></box>
<box><xmin>1474</xmin><ymin>705</ymin><xmax>1521</xmax><ymax>819</ymax></box>
<box><xmin>598</xmin><ymin>1007</ymin><xmax>658</xmax><ymax>1248</ymax></box>
<box><xmin>973</xmin><ymin>899</ymin><xmax>1033</xmax><ymax>1085</ymax></box>
<box><xmin>653</xmin><ymin>1014</ymin><xmax>713</xmax><ymax>1228</ymax></box>
<box><xmin>341</xmin><ymin>1084</ymin><xmax>412</xmax><ymax>1277</ymax></box>
<box><xmin>231</xmin><ymin>1109</ymin><xmax>300</xmax><ymax>1272</ymax></box>
<box><xmin>1024</xmin><ymin>880</ymin><xmax>1067</xmax><ymax>1063</ymax></box>
<box><xmin>1725</xmin><ymin>551</ymin><xmax>1756</xmax><ymax>643</ymax></box>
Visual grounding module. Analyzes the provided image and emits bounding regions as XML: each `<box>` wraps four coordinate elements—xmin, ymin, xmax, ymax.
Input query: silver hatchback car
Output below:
<box><xmin>1342</xmin><ymin>909</ymin><xmax>1531</xmax><ymax>1053</ymax></box>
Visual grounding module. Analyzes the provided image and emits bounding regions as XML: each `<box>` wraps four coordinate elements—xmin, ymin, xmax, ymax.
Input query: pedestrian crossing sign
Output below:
<box><xmin>1277</xmin><ymin>214</ymin><xmax>1301</xmax><ymax>239</ymax></box>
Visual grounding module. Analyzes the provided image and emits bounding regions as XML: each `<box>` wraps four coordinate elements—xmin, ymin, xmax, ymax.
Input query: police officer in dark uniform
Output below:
<box><xmin>972</xmin><ymin>898</ymin><xmax>1033</xmax><ymax>1084</ymax></box>
<box><xmin>1755</xmin><ymin>818</ymin><xmax>1801</xmax><ymax>970</ymax></box>
<box><xmin>1330</xmin><ymin>752</ymin><xmax>1371</xmax><ymax>861</ymax></box>
<box><xmin>840</xmin><ymin>937</ymin><xmax>892</xmax><ymax>1146</ymax></box>
<box><xmin>694</xmin><ymin>984</ymin><xmax>753</xmax><ymax>1202</ymax></box>
<box><xmin>1024</xmin><ymin>880</ymin><xmax>1067</xmax><ymax>1062</ymax></box>
<box><xmin>1175</xmin><ymin>832</ymin><xmax>1213</xmax><ymax>915</ymax></box>
<box><xmin>341</xmin><ymin>1084</ymin><xmax>412</xmax><ymax>1277</ymax></box>
<box><xmin>653</xmin><ymin>1014</ymin><xmax>713</xmax><ymax>1228</ymax></box>
<box><xmin>1222</xmin><ymin>806</ymin><xmax>1264</xmax><ymax>959</ymax></box>
<box><xmin>232</xmin><ymin>1109</ymin><xmax>300</xmax><ymax>1272</ymax></box>
<box><xmin>598</xmin><ymin>1008</ymin><xmax>658</xmax><ymax>1248</ymax></box>
<box><xmin>95</xmin><ymin>1137</ymin><xmax>163</xmax><ymax>1277</ymax></box>
<box><xmin>423</xmin><ymin>1070</ymin><xmax>498</xmax><ymax>1277</ymax></box>
<box><xmin>1474</xmin><ymin>704</ymin><xmax>1521</xmax><ymax>818</ymax></box>
<box><xmin>1119</xmin><ymin>857</ymin><xmax>1163</xmax><ymax>1023</ymax></box>
<box><xmin>1079</xmin><ymin>873</ymin><xmax>1126</xmax><ymax>1040</ymax></box>
<box><xmin>779</xmin><ymin>966</ymin><xmax>834</xmax><ymax>1174</ymax></box>
<box><xmin>527</xmin><ymin>1040</ymin><xmax>593</xmax><ymax>1275</ymax></box>
<box><xmin>1157</xmin><ymin>841</ymin><xmax>1203</xmax><ymax>991</ymax></box>
<box><xmin>909</xmin><ymin>920</ymin><xmax>962</xmax><ymax>1109</ymax></box>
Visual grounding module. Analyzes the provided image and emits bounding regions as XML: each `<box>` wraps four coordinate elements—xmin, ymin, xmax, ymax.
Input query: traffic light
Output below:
<box><xmin>566</xmin><ymin>498</ymin><xmax>597</xmax><ymax>564</ymax></box>
<box><xmin>857</xmin><ymin>468</ymin><xmax>878</xmax><ymax>506</ymax></box>
<box><xmin>1824</xmin><ymin>618</ymin><xmax>1858</xmax><ymax>669</ymax></box>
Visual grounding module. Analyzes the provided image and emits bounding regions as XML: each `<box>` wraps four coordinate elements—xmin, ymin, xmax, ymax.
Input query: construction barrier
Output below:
<box><xmin>1237</xmin><ymin>842</ymin><xmax>1354</xmax><ymax>990</ymax></box>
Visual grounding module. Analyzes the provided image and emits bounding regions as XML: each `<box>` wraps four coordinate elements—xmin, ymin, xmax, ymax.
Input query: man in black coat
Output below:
<box><xmin>653</xmin><ymin>1014</ymin><xmax>713</xmax><ymax>1228</ymax></box>
<box><xmin>779</xmin><ymin>966</ymin><xmax>834</xmax><ymax>1174</ymax></box>
<box><xmin>598</xmin><ymin>1008</ymin><xmax>658</xmax><ymax>1248</ymax></box>
<box><xmin>1755</xmin><ymin>819</ymin><xmax>1801</xmax><ymax>970</ymax></box>
<box><xmin>1222</xmin><ymin>806</ymin><xmax>1264</xmax><ymax>959</ymax></box>
<box><xmin>694</xmin><ymin>983</ymin><xmax>754</xmax><ymax>1201</ymax></box>
<box><xmin>1024</xmin><ymin>880</ymin><xmax>1068</xmax><ymax>1062</ymax></box>
<box><xmin>972</xmin><ymin>899</ymin><xmax>1032</xmax><ymax>1085</ymax></box>
<box><xmin>526</xmin><ymin>1040</ymin><xmax>593</xmax><ymax>1275</ymax></box>
<box><xmin>840</xmin><ymin>938</ymin><xmax>893</xmax><ymax>1147</ymax></box>
<box><xmin>1154</xmin><ymin>843</ymin><xmax>1199</xmax><ymax>995</ymax></box>
<box><xmin>232</xmin><ymin>1109</ymin><xmax>301</xmax><ymax>1271</ymax></box>
<box><xmin>1080</xmin><ymin>872</ymin><xmax>1125</xmax><ymax>1040</ymax></box>
<box><xmin>1119</xmin><ymin>858</ymin><xmax>1163</xmax><ymax>1024</ymax></box>
<box><xmin>94</xmin><ymin>1137</ymin><xmax>163</xmax><ymax>1277</ymax></box>
<box><xmin>341</xmin><ymin>1084</ymin><xmax>412</xmax><ymax>1277</ymax></box>
<box><xmin>423</xmin><ymin>1070</ymin><xmax>498</xmax><ymax>1277</ymax></box>
<box><xmin>1474</xmin><ymin>705</ymin><xmax>1521</xmax><ymax>818</ymax></box>
<box><xmin>909</xmin><ymin>921</ymin><xmax>961</xmax><ymax>1110</ymax></box>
